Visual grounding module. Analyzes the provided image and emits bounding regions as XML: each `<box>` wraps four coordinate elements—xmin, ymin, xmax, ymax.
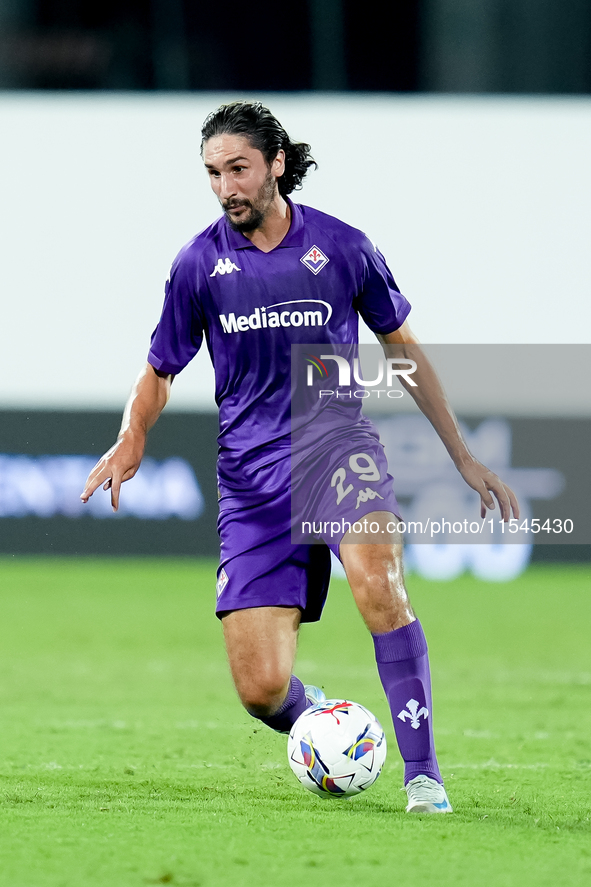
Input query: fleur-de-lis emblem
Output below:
<box><xmin>397</xmin><ymin>698</ymin><xmax>429</xmax><ymax>730</ymax></box>
<box><xmin>300</xmin><ymin>245</ymin><xmax>329</xmax><ymax>275</ymax></box>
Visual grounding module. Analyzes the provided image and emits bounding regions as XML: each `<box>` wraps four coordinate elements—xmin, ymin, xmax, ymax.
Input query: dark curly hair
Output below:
<box><xmin>200</xmin><ymin>101</ymin><xmax>317</xmax><ymax>197</ymax></box>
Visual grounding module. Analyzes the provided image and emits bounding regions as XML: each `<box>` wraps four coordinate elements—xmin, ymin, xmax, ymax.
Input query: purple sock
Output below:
<box><xmin>373</xmin><ymin>619</ymin><xmax>442</xmax><ymax>785</ymax></box>
<box><xmin>253</xmin><ymin>676</ymin><xmax>310</xmax><ymax>733</ymax></box>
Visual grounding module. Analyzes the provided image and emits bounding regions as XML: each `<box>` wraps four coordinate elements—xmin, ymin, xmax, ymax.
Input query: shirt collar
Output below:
<box><xmin>224</xmin><ymin>197</ymin><xmax>305</xmax><ymax>251</ymax></box>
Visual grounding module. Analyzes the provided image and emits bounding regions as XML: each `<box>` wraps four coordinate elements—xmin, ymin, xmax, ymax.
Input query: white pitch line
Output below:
<box><xmin>446</xmin><ymin>762</ymin><xmax>549</xmax><ymax>770</ymax></box>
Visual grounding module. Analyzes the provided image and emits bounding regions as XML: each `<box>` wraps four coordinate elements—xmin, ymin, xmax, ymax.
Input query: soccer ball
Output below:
<box><xmin>287</xmin><ymin>699</ymin><xmax>387</xmax><ymax>798</ymax></box>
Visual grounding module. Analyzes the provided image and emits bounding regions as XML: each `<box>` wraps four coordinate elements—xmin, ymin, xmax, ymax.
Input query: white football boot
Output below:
<box><xmin>304</xmin><ymin>685</ymin><xmax>326</xmax><ymax>706</ymax></box>
<box><xmin>405</xmin><ymin>775</ymin><xmax>453</xmax><ymax>813</ymax></box>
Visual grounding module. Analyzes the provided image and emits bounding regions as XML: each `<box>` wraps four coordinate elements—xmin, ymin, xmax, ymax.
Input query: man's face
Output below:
<box><xmin>203</xmin><ymin>134</ymin><xmax>285</xmax><ymax>232</ymax></box>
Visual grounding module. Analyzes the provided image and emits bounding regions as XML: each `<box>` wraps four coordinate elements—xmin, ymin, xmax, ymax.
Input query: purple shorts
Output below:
<box><xmin>215</xmin><ymin>484</ymin><xmax>332</xmax><ymax>622</ymax></box>
<box><xmin>291</xmin><ymin>433</ymin><xmax>401</xmax><ymax>549</ymax></box>
<box><xmin>215</xmin><ymin>433</ymin><xmax>400</xmax><ymax>623</ymax></box>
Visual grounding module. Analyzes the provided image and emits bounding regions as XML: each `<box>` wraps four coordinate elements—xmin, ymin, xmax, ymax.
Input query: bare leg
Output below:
<box><xmin>340</xmin><ymin>511</ymin><xmax>443</xmax><ymax>787</ymax></box>
<box><xmin>339</xmin><ymin>511</ymin><xmax>414</xmax><ymax>632</ymax></box>
<box><xmin>221</xmin><ymin>605</ymin><xmax>301</xmax><ymax>717</ymax></box>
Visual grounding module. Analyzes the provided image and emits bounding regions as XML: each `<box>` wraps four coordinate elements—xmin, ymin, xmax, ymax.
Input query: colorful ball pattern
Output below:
<box><xmin>287</xmin><ymin>699</ymin><xmax>387</xmax><ymax>798</ymax></box>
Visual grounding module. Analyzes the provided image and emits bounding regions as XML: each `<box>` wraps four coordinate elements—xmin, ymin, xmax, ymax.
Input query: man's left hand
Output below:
<box><xmin>456</xmin><ymin>458</ymin><xmax>520</xmax><ymax>521</ymax></box>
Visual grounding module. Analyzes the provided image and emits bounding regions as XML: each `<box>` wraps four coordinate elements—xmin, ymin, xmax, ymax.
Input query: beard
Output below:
<box><xmin>222</xmin><ymin>170</ymin><xmax>277</xmax><ymax>233</ymax></box>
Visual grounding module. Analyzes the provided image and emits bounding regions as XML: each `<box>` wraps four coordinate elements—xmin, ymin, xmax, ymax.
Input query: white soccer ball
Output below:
<box><xmin>287</xmin><ymin>699</ymin><xmax>387</xmax><ymax>798</ymax></box>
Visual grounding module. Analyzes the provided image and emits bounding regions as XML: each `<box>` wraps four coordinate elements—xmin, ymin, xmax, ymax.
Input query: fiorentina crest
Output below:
<box><xmin>300</xmin><ymin>245</ymin><xmax>329</xmax><ymax>275</ymax></box>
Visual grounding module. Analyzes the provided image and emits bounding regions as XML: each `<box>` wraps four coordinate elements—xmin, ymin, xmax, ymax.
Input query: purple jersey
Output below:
<box><xmin>148</xmin><ymin>199</ymin><xmax>410</xmax><ymax>490</ymax></box>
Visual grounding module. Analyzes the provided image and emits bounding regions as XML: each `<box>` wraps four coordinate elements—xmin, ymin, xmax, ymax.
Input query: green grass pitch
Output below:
<box><xmin>0</xmin><ymin>558</ymin><xmax>590</xmax><ymax>887</ymax></box>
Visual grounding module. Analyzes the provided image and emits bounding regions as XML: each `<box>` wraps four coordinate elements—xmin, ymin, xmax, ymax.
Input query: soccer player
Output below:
<box><xmin>81</xmin><ymin>102</ymin><xmax>519</xmax><ymax>814</ymax></box>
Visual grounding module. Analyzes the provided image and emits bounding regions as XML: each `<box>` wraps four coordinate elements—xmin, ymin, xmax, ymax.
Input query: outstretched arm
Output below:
<box><xmin>378</xmin><ymin>322</ymin><xmax>519</xmax><ymax>521</ymax></box>
<box><xmin>80</xmin><ymin>363</ymin><xmax>173</xmax><ymax>512</ymax></box>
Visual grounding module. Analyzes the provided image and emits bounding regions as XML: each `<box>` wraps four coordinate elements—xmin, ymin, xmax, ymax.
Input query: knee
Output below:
<box><xmin>236</xmin><ymin>672</ymin><xmax>291</xmax><ymax>718</ymax></box>
<box><xmin>342</xmin><ymin>551</ymin><xmax>414</xmax><ymax>632</ymax></box>
<box><xmin>345</xmin><ymin>556</ymin><xmax>405</xmax><ymax>607</ymax></box>
<box><xmin>352</xmin><ymin>572</ymin><xmax>408</xmax><ymax>619</ymax></box>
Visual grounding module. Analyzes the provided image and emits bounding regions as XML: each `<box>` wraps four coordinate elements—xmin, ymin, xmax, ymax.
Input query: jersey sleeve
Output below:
<box><xmin>354</xmin><ymin>237</ymin><xmax>411</xmax><ymax>335</ymax></box>
<box><xmin>147</xmin><ymin>248</ymin><xmax>204</xmax><ymax>375</ymax></box>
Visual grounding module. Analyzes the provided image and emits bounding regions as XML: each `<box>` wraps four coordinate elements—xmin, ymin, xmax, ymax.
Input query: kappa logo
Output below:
<box><xmin>355</xmin><ymin>488</ymin><xmax>385</xmax><ymax>510</ymax></box>
<box><xmin>210</xmin><ymin>257</ymin><xmax>241</xmax><ymax>277</ymax></box>
<box><xmin>300</xmin><ymin>245</ymin><xmax>329</xmax><ymax>275</ymax></box>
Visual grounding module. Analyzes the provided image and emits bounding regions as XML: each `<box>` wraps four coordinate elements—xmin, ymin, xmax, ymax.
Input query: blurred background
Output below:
<box><xmin>1</xmin><ymin>0</ymin><xmax>590</xmax><ymax>93</ymax></box>
<box><xmin>0</xmin><ymin>0</ymin><xmax>589</xmax><ymax>578</ymax></box>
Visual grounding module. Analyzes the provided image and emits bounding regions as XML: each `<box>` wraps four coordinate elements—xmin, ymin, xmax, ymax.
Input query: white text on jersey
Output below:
<box><xmin>210</xmin><ymin>257</ymin><xmax>241</xmax><ymax>277</ymax></box>
<box><xmin>219</xmin><ymin>299</ymin><xmax>333</xmax><ymax>334</ymax></box>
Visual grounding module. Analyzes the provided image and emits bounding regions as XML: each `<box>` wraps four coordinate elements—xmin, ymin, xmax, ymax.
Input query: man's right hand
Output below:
<box><xmin>80</xmin><ymin>362</ymin><xmax>173</xmax><ymax>512</ymax></box>
<box><xmin>80</xmin><ymin>430</ymin><xmax>146</xmax><ymax>512</ymax></box>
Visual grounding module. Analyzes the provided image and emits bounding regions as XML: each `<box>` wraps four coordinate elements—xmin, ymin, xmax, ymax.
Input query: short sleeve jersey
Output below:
<box><xmin>148</xmin><ymin>199</ymin><xmax>411</xmax><ymax>490</ymax></box>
